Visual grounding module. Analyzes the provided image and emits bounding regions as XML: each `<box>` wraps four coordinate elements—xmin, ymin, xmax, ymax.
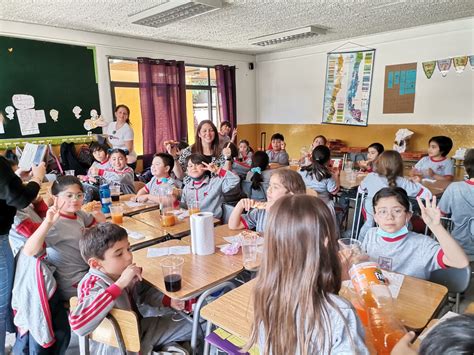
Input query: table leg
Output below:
<box><xmin>190</xmin><ymin>281</ymin><xmax>236</xmax><ymax>354</ymax></box>
<box><xmin>203</xmin><ymin>320</ymin><xmax>213</xmax><ymax>355</ymax></box>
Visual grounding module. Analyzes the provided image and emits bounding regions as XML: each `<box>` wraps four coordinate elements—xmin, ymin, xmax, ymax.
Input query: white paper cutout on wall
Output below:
<box><xmin>5</xmin><ymin>106</ymin><xmax>15</xmax><ymax>120</ymax></box>
<box><xmin>50</xmin><ymin>109</ymin><xmax>59</xmax><ymax>122</ymax></box>
<box><xmin>73</xmin><ymin>106</ymin><xmax>82</xmax><ymax>119</ymax></box>
<box><xmin>17</xmin><ymin>109</ymin><xmax>40</xmax><ymax>135</ymax></box>
<box><xmin>12</xmin><ymin>94</ymin><xmax>35</xmax><ymax>110</ymax></box>
<box><xmin>90</xmin><ymin>109</ymin><xmax>98</xmax><ymax>119</ymax></box>
<box><xmin>35</xmin><ymin>110</ymin><xmax>47</xmax><ymax>124</ymax></box>
<box><xmin>0</xmin><ymin>122</ymin><xmax>5</xmax><ymax>134</ymax></box>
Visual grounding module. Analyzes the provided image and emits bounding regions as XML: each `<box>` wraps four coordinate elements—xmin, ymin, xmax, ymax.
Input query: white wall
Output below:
<box><xmin>256</xmin><ymin>18</ymin><xmax>474</xmax><ymax>125</ymax></box>
<box><xmin>0</xmin><ymin>20</ymin><xmax>257</xmax><ymax>124</ymax></box>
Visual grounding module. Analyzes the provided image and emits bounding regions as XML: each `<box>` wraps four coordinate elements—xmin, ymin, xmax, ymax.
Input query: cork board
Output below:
<box><xmin>383</xmin><ymin>63</ymin><xmax>417</xmax><ymax>114</ymax></box>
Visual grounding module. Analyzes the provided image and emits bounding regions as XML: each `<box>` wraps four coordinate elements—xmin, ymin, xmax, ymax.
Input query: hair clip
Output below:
<box><xmin>250</xmin><ymin>167</ymin><xmax>262</xmax><ymax>174</ymax></box>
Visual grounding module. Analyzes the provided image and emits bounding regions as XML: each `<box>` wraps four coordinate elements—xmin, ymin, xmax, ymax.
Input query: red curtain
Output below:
<box><xmin>215</xmin><ymin>65</ymin><xmax>237</xmax><ymax>128</ymax></box>
<box><xmin>138</xmin><ymin>58</ymin><xmax>187</xmax><ymax>155</ymax></box>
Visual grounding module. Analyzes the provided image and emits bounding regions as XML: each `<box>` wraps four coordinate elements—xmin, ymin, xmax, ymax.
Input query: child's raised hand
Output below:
<box><xmin>222</xmin><ymin>142</ymin><xmax>232</xmax><ymax>159</ymax></box>
<box><xmin>231</xmin><ymin>128</ymin><xmax>237</xmax><ymax>139</ymax></box>
<box><xmin>202</xmin><ymin>162</ymin><xmax>219</xmax><ymax>174</ymax></box>
<box><xmin>170</xmin><ymin>299</ymin><xmax>185</xmax><ymax>311</ymax></box>
<box><xmin>116</xmin><ymin>263</ymin><xmax>143</xmax><ymax>290</ymax></box>
<box><xmin>46</xmin><ymin>198</ymin><xmax>64</xmax><ymax>224</ymax></box>
<box><xmin>417</xmin><ymin>195</ymin><xmax>441</xmax><ymax>227</ymax></box>
<box><xmin>164</xmin><ymin>141</ymin><xmax>179</xmax><ymax>157</ymax></box>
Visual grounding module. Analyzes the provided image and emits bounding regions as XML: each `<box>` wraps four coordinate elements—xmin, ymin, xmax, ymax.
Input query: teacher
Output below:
<box><xmin>105</xmin><ymin>104</ymin><xmax>137</xmax><ymax>170</ymax></box>
<box><xmin>0</xmin><ymin>157</ymin><xmax>45</xmax><ymax>351</ymax></box>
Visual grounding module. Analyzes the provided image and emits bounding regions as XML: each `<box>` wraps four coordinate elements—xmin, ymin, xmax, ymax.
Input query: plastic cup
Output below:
<box><xmin>338</xmin><ymin>238</ymin><xmax>362</xmax><ymax>254</ymax></box>
<box><xmin>242</xmin><ymin>235</ymin><xmax>259</xmax><ymax>270</ymax></box>
<box><xmin>64</xmin><ymin>170</ymin><xmax>75</xmax><ymax>176</ymax></box>
<box><xmin>160</xmin><ymin>256</ymin><xmax>184</xmax><ymax>292</ymax></box>
<box><xmin>161</xmin><ymin>208</ymin><xmax>176</xmax><ymax>227</ymax></box>
<box><xmin>188</xmin><ymin>200</ymin><xmax>200</xmax><ymax>216</ymax></box>
<box><xmin>344</xmin><ymin>161</ymin><xmax>353</xmax><ymax>172</ymax></box>
<box><xmin>110</xmin><ymin>185</ymin><xmax>121</xmax><ymax>202</ymax></box>
<box><xmin>109</xmin><ymin>204</ymin><xmax>123</xmax><ymax>224</ymax></box>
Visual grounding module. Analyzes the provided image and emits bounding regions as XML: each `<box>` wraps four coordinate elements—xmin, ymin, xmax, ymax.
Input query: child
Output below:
<box><xmin>243</xmin><ymin>151</ymin><xmax>271</xmax><ymax>201</ymax></box>
<box><xmin>358</xmin><ymin>142</ymin><xmax>384</xmax><ymax>172</ymax></box>
<box><xmin>359</xmin><ymin>150</ymin><xmax>432</xmax><ymax>240</ymax></box>
<box><xmin>70</xmin><ymin>223</ymin><xmax>191</xmax><ymax>354</ymax></box>
<box><xmin>236</xmin><ymin>139</ymin><xmax>253</xmax><ymax>167</ymax></box>
<box><xmin>412</xmin><ymin>136</ymin><xmax>454</xmax><ymax>181</ymax></box>
<box><xmin>361</xmin><ymin>187</ymin><xmax>468</xmax><ymax>280</ymax></box>
<box><xmin>299</xmin><ymin>145</ymin><xmax>339</xmax><ymax>210</ymax></box>
<box><xmin>244</xmin><ymin>195</ymin><xmax>368</xmax><ymax>354</ymax></box>
<box><xmin>438</xmin><ymin>148</ymin><xmax>474</xmax><ymax>256</ymax></box>
<box><xmin>92</xmin><ymin>148</ymin><xmax>136</xmax><ymax>194</ymax></box>
<box><xmin>79</xmin><ymin>142</ymin><xmax>111</xmax><ymax>202</ymax></box>
<box><xmin>218</xmin><ymin>120</ymin><xmax>236</xmax><ymax>147</ymax></box>
<box><xmin>229</xmin><ymin>169</ymin><xmax>306</xmax><ymax>232</ymax></box>
<box><xmin>22</xmin><ymin>176</ymin><xmax>106</xmax><ymax>300</ymax></box>
<box><xmin>266</xmin><ymin>133</ymin><xmax>289</xmax><ymax>167</ymax></box>
<box><xmin>134</xmin><ymin>153</ymin><xmax>178</xmax><ymax>203</ymax></box>
<box><xmin>311</xmin><ymin>134</ymin><xmax>327</xmax><ymax>149</ymax></box>
<box><xmin>86</xmin><ymin>142</ymin><xmax>111</xmax><ymax>177</ymax></box>
<box><xmin>181</xmin><ymin>153</ymin><xmax>240</xmax><ymax>219</ymax></box>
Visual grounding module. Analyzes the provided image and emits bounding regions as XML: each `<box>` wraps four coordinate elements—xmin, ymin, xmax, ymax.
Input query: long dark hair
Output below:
<box><xmin>301</xmin><ymin>145</ymin><xmax>332</xmax><ymax>182</ymax></box>
<box><xmin>375</xmin><ymin>150</ymin><xmax>404</xmax><ymax>187</ymax></box>
<box><xmin>250</xmin><ymin>151</ymin><xmax>269</xmax><ymax>190</ymax></box>
<box><xmin>114</xmin><ymin>104</ymin><xmax>131</xmax><ymax>125</ymax></box>
<box><xmin>192</xmin><ymin>120</ymin><xmax>219</xmax><ymax>156</ymax></box>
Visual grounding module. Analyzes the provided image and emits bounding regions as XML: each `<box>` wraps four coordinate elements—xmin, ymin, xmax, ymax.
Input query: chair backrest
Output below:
<box><xmin>429</xmin><ymin>266</ymin><xmax>472</xmax><ymax>294</ymax></box>
<box><xmin>133</xmin><ymin>181</ymin><xmax>146</xmax><ymax>192</ymax></box>
<box><xmin>351</xmin><ymin>191</ymin><xmax>367</xmax><ymax>240</ymax></box>
<box><xmin>241</xmin><ymin>180</ymin><xmax>267</xmax><ymax>201</ymax></box>
<box><xmin>70</xmin><ymin>297</ymin><xmax>141</xmax><ymax>352</ymax></box>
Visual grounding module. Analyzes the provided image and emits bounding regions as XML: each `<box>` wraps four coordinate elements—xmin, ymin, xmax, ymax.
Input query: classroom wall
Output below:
<box><xmin>0</xmin><ymin>20</ymin><xmax>257</xmax><ymax>128</ymax></box>
<box><xmin>256</xmin><ymin>18</ymin><xmax>474</xmax><ymax>126</ymax></box>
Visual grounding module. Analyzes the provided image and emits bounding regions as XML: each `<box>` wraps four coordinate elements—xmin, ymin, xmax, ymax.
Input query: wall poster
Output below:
<box><xmin>383</xmin><ymin>63</ymin><xmax>417</xmax><ymax>114</ymax></box>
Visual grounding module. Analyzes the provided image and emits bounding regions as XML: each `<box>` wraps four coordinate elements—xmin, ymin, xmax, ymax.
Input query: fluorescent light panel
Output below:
<box><xmin>130</xmin><ymin>0</ymin><xmax>222</xmax><ymax>28</ymax></box>
<box><xmin>250</xmin><ymin>26</ymin><xmax>326</xmax><ymax>47</ymax></box>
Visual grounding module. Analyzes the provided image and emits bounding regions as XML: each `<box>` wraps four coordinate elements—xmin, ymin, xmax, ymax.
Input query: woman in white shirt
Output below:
<box><xmin>104</xmin><ymin>105</ymin><xmax>137</xmax><ymax>170</ymax></box>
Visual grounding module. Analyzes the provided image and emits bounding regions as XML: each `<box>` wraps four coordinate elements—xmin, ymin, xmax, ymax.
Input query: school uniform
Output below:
<box><xmin>240</xmin><ymin>209</ymin><xmax>267</xmax><ymax>233</ymax></box>
<box><xmin>69</xmin><ymin>268</ymin><xmax>192</xmax><ymax>355</ymax></box>
<box><xmin>237</xmin><ymin>151</ymin><xmax>253</xmax><ymax>167</ymax></box>
<box><xmin>358</xmin><ymin>173</ymin><xmax>432</xmax><ymax>240</ymax></box>
<box><xmin>99</xmin><ymin>166</ymin><xmax>136</xmax><ymax>194</ymax></box>
<box><xmin>266</xmin><ymin>149</ymin><xmax>289</xmax><ymax>166</ymax></box>
<box><xmin>414</xmin><ymin>156</ymin><xmax>454</xmax><ymax>178</ymax></box>
<box><xmin>9</xmin><ymin>199</ymin><xmax>48</xmax><ymax>256</ymax></box>
<box><xmin>88</xmin><ymin>159</ymin><xmax>111</xmax><ymax>177</ymax></box>
<box><xmin>439</xmin><ymin>180</ymin><xmax>474</xmax><ymax>255</ymax></box>
<box><xmin>244</xmin><ymin>170</ymin><xmax>272</xmax><ymax>201</ymax></box>
<box><xmin>144</xmin><ymin>176</ymin><xmax>178</xmax><ymax>195</ymax></box>
<box><xmin>362</xmin><ymin>227</ymin><xmax>447</xmax><ymax>280</ymax></box>
<box><xmin>45</xmin><ymin>211</ymin><xmax>95</xmax><ymax>300</ymax></box>
<box><xmin>181</xmin><ymin>169</ymin><xmax>240</xmax><ymax>219</ymax></box>
<box><xmin>258</xmin><ymin>294</ymin><xmax>368</xmax><ymax>354</ymax></box>
<box><xmin>178</xmin><ymin>146</ymin><xmax>227</xmax><ymax>184</ymax></box>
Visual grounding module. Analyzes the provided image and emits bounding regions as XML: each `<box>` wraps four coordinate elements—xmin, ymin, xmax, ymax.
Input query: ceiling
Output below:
<box><xmin>1</xmin><ymin>0</ymin><xmax>473</xmax><ymax>54</ymax></box>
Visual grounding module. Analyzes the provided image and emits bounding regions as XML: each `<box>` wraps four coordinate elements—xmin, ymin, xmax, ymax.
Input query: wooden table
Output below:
<box><xmin>117</xmin><ymin>194</ymin><xmax>159</xmax><ymax>216</ymax></box>
<box><xmin>119</xmin><ymin>216</ymin><xmax>169</xmax><ymax>250</ymax></box>
<box><xmin>131</xmin><ymin>209</ymin><xmax>220</xmax><ymax>238</ymax></box>
<box><xmin>181</xmin><ymin>224</ymin><xmax>241</xmax><ymax>247</ymax></box>
<box><xmin>133</xmin><ymin>239</ymin><xmax>243</xmax><ymax>300</ymax></box>
<box><xmin>201</xmin><ymin>275</ymin><xmax>448</xmax><ymax>342</ymax></box>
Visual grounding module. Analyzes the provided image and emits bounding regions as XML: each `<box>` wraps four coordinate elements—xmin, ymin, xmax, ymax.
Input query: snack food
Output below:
<box><xmin>253</xmin><ymin>201</ymin><xmax>267</xmax><ymax>210</ymax></box>
<box><xmin>82</xmin><ymin>201</ymin><xmax>101</xmax><ymax>213</ymax></box>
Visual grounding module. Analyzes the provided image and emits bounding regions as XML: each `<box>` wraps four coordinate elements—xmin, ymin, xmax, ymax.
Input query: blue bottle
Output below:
<box><xmin>99</xmin><ymin>183</ymin><xmax>112</xmax><ymax>214</ymax></box>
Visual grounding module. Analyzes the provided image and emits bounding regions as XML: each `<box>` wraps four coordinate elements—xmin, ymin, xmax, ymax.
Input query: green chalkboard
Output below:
<box><xmin>0</xmin><ymin>36</ymin><xmax>101</xmax><ymax>139</ymax></box>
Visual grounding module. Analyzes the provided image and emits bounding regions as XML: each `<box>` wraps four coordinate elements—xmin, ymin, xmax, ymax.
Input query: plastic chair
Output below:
<box><xmin>70</xmin><ymin>297</ymin><xmax>140</xmax><ymax>355</ymax></box>
<box><xmin>350</xmin><ymin>191</ymin><xmax>367</xmax><ymax>240</ymax></box>
<box><xmin>429</xmin><ymin>265</ymin><xmax>472</xmax><ymax>313</ymax></box>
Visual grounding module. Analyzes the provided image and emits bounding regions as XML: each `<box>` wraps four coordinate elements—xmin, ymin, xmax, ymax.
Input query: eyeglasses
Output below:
<box><xmin>59</xmin><ymin>192</ymin><xmax>85</xmax><ymax>200</ymax></box>
<box><xmin>375</xmin><ymin>208</ymin><xmax>406</xmax><ymax>218</ymax></box>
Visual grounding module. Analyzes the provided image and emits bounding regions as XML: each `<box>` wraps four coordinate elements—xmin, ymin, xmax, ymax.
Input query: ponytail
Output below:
<box><xmin>249</xmin><ymin>152</ymin><xmax>269</xmax><ymax>190</ymax></box>
<box><xmin>301</xmin><ymin>146</ymin><xmax>332</xmax><ymax>182</ymax></box>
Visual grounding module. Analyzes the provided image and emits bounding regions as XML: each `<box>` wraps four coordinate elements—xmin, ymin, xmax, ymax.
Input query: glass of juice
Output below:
<box><xmin>161</xmin><ymin>208</ymin><xmax>176</xmax><ymax>227</ymax></box>
<box><xmin>160</xmin><ymin>256</ymin><xmax>184</xmax><ymax>292</ymax></box>
<box><xmin>110</xmin><ymin>185</ymin><xmax>121</xmax><ymax>202</ymax></box>
<box><xmin>188</xmin><ymin>200</ymin><xmax>200</xmax><ymax>215</ymax></box>
<box><xmin>109</xmin><ymin>204</ymin><xmax>123</xmax><ymax>224</ymax></box>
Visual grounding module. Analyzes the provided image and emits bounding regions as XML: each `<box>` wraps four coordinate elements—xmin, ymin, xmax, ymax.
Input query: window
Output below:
<box><xmin>185</xmin><ymin>65</ymin><xmax>219</xmax><ymax>144</ymax></box>
<box><xmin>108</xmin><ymin>58</ymin><xmax>143</xmax><ymax>155</ymax></box>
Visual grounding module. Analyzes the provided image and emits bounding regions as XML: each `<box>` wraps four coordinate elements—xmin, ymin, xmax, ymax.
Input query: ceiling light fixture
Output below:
<box><xmin>250</xmin><ymin>26</ymin><xmax>326</xmax><ymax>47</ymax></box>
<box><xmin>129</xmin><ymin>0</ymin><xmax>222</xmax><ymax>28</ymax></box>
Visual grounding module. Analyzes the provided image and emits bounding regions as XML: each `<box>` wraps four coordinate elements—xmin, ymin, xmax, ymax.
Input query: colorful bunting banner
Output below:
<box><xmin>422</xmin><ymin>61</ymin><xmax>436</xmax><ymax>79</ymax></box>
<box><xmin>453</xmin><ymin>56</ymin><xmax>468</xmax><ymax>74</ymax></box>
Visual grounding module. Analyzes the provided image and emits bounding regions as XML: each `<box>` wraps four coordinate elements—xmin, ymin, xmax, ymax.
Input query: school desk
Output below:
<box><xmin>200</xmin><ymin>275</ymin><xmax>448</xmax><ymax>344</ymax></box>
<box><xmin>118</xmin><ymin>194</ymin><xmax>160</xmax><ymax>216</ymax></box>
<box><xmin>133</xmin><ymin>239</ymin><xmax>244</xmax><ymax>353</ymax></box>
<box><xmin>131</xmin><ymin>209</ymin><xmax>220</xmax><ymax>238</ymax></box>
<box><xmin>117</xmin><ymin>216</ymin><xmax>170</xmax><ymax>250</ymax></box>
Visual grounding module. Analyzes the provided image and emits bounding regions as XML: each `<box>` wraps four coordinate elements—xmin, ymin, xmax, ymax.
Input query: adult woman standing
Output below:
<box><xmin>0</xmin><ymin>157</ymin><xmax>45</xmax><ymax>351</ymax></box>
<box><xmin>105</xmin><ymin>104</ymin><xmax>137</xmax><ymax>170</ymax></box>
<box><xmin>166</xmin><ymin>120</ymin><xmax>231</xmax><ymax>181</ymax></box>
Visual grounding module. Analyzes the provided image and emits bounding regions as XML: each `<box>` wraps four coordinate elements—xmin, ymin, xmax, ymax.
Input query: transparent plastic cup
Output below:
<box><xmin>160</xmin><ymin>256</ymin><xmax>184</xmax><ymax>292</ymax></box>
<box><xmin>242</xmin><ymin>235</ymin><xmax>259</xmax><ymax>270</ymax></box>
<box><xmin>188</xmin><ymin>200</ymin><xmax>200</xmax><ymax>216</ymax></box>
<box><xmin>110</xmin><ymin>185</ymin><xmax>121</xmax><ymax>202</ymax></box>
<box><xmin>109</xmin><ymin>204</ymin><xmax>123</xmax><ymax>224</ymax></box>
<box><xmin>64</xmin><ymin>170</ymin><xmax>75</xmax><ymax>176</ymax></box>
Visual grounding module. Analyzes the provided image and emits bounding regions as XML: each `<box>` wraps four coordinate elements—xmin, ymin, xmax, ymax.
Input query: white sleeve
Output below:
<box><xmin>122</xmin><ymin>124</ymin><xmax>134</xmax><ymax>141</ymax></box>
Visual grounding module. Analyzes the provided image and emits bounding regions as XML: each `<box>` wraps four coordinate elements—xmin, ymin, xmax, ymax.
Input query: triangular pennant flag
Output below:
<box><xmin>422</xmin><ymin>61</ymin><xmax>436</xmax><ymax>79</ymax></box>
<box><xmin>453</xmin><ymin>56</ymin><xmax>468</xmax><ymax>73</ymax></box>
<box><xmin>437</xmin><ymin>58</ymin><xmax>452</xmax><ymax>77</ymax></box>
<box><xmin>469</xmin><ymin>55</ymin><xmax>474</xmax><ymax>71</ymax></box>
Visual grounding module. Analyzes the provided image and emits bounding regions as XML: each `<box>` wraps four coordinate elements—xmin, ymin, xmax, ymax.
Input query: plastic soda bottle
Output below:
<box><xmin>99</xmin><ymin>183</ymin><xmax>112</xmax><ymax>214</ymax></box>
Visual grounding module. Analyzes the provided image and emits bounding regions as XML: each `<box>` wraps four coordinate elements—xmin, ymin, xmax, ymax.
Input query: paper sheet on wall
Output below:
<box><xmin>0</xmin><ymin>122</ymin><xmax>4</xmax><ymax>134</ymax></box>
<box><xmin>35</xmin><ymin>109</ymin><xmax>46</xmax><ymax>123</ymax></box>
<box><xmin>17</xmin><ymin>109</ymin><xmax>40</xmax><ymax>135</ymax></box>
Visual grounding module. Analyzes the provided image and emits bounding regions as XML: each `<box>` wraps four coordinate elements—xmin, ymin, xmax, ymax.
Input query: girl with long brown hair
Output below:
<box><xmin>245</xmin><ymin>195</ymin><xmax>367</xmax><ymax>354</ymax></box>
<box><xmin>358</xmin><ymin>150</ymin><xmax>432</xmax><ymax>240</ymax></box>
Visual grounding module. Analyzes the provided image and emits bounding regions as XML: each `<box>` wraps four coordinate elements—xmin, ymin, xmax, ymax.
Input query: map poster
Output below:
<box><xmin>383</xmin><ymin>63</ymin><xmax>417</xmax><ymax>114</ymax></box>
<box><xmin>322</xmin><ymin>49</ymin><xmax>375</xmax><ymax>126</ymax></box>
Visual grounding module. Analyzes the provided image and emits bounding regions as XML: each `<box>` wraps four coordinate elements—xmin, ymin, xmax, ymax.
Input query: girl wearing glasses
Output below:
<box><xmin>361</xmin><ymin>187</ymin><xmax>468</xmax><ymax>280</ymax></box>
<box><xmin>22</xmin><ymin>176</ymin><xmax>106</xmax><ymax>300</ymax></box>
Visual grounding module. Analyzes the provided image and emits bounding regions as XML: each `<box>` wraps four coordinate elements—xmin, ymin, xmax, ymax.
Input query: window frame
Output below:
<box><xmin>185</xmin><ymin>64</ymin><xmax>218</xmax><ymax>124</ymax></box>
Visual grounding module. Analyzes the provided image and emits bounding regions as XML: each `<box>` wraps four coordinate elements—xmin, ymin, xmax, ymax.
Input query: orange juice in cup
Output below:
<box><xmin>188</xmin><ymin>200</ymin><xmax>200</xmax><ymax>215</ymax></box>
<box><xmin>161</xmin><ymin>210</ymin><xmax>176</xmax><ymax>227</ymax></box>
<box><xmin>109</xmin><ymin>204</ymin><xmax>123</xmax><ymax>224</ymax></box>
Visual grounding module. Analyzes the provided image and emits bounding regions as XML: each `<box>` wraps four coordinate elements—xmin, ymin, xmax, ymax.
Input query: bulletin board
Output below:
<box><xmin>0</xmin><ymin>36</ymin><xmax>101</xmax><ymax>139</ymax></box>
<box><xmin>383</xmin><ymin>63</ymin><xmax>417</xmax><ymax>114</ymax></box>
